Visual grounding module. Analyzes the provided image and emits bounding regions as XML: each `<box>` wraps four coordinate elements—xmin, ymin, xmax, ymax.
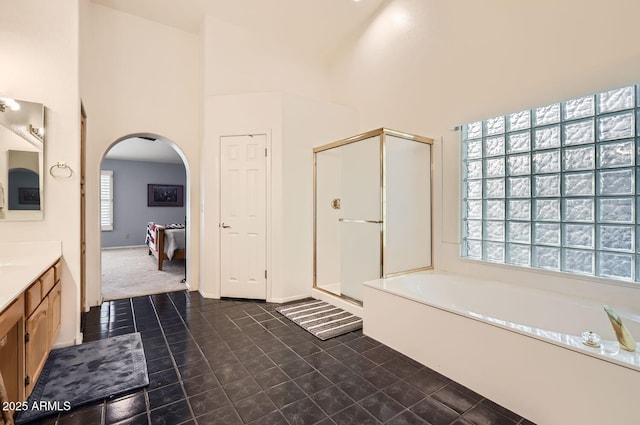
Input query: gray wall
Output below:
<box><xmin>101</xmin><ymin>158</ymin><xmax>186</xmax><ymax>248</ymax></box>
<box><xmin>8</xmin><ymin>168</ymin><xmax>40</xmax><ymax>210</ymax></box>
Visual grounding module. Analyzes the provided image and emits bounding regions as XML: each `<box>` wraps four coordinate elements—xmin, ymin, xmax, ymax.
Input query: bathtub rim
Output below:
<box><xmin>364</xmin><ymin>271</ymin><xmax>640</xmax><ymax>373</ymax></box>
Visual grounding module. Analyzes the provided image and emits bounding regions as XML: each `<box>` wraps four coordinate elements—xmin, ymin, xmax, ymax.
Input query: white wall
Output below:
<box><xmin>330</xmin><ymin>0</ymin><xmax>640</xmax><ymax>310</ymax></box>
<box><xmin>81</xmin><ymin>3</ymin><xmax>201</xmax><ymax>307</ymax></box>
<box><xmin>281</xmin><ymin>95</ymin><xmax>357</xmax><ymax>300</ymax></box>
<box><xmin>203</xmin><ymin>16</ymin><xmax>332</xmax><ymax>101</ymax></box>
<box><xmin>201</xmin><ymin>15</ymin><xmax>357</xmax><ymax>302</ymax></box>
<box><xmin>201</xmin><ymin>92</ymin><xmax>283</xmax><ymax>300</ymax></box>
<box><xmin>201</xmin><ymin>91</ymin><xmax>357</xmax><ymax>302</ymax></box>
<box><xmin>0</xmin><ymin>0</ymin><xmax>81</xmax><ymax>345</ymax></box>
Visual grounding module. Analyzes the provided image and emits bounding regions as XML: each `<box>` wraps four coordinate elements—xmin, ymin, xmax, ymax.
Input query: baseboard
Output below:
<box><xmin>54</xmin><ymin>337</ymin><xmax>80</xmax><ymax>349</ymax></box>
<box><xmin>101</xmin><ymin>245</ymin><xmax>147</xmax><ymax>250</ymax></box>
<box><xmin>197</xmin><ymin>291</ymin><xmax>310</xmax><ymax>304</ymax></box>
<box><xmin>198</xmin><ymin>289</ymin><xmax>219</xmax><ymax>299</ymax></box>
<box><xmin>269</xmin><ymin>294</ymin><xmax>311</xmax><ymax>304</ymax></box>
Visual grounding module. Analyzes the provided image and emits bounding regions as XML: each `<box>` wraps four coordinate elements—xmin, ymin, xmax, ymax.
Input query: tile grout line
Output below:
<box><xmin>174</xmin><ymin>294</ymin><xmax>370</xmax><ymax>422</ymax></box>
<box><xmin>192</xmin><ymin>296</ymin><xmax>291</xmax><ymax>423</ymax></box>
<box><xmin>78</xmin><ymin>292</ymin><xmax>534</xmax><ymax>425</ymax></box>
<box><xmin>163</xmin><ymin>295</ymin><xmax>520</xmax><ymax>425</ymax></box>
<box><xmin>271</xmin><ymin>312</ymin><xmax>469</xmax><ymax>425</ymax></box>
<box><xmin>165</xmin><ymin>292</ymin><xmax>249</xmax><ymax>424</ymax></box>
<box><xmin>206</xmin><ymin>299</ymin><xmax>336</xmax><ymax>424</ymax></box>
<box><xmin>147</xmin><ymin>294</ymin><xmax>199</xmax><ymax>424</ymax></box>
<box><xmin>129</xmin><ymin>297</ymin><xmax>153</xmax><ymax>425</ymax></box>
<box><xmin>253</xmin><ymin>303</ymin><xmax>377</xmax><ymax>425</ymax></box>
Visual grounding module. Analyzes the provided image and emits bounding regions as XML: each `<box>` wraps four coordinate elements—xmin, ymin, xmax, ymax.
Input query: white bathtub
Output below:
<box><xmin>363</xmin><ymin>271</ymin><xmax>640</xmax><ymax>425</ymax></box>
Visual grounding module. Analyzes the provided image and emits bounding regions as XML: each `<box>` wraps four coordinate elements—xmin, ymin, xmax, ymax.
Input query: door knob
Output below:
<box><xmin>220</xmin><ymin>223</ymin><xmax>231</xmax><ymax>229</ymax></box>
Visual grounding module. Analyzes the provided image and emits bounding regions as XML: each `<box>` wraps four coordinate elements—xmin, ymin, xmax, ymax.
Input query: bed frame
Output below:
<box><xmin>148</xmin><ymin>225</ymin><xmax>186</xmax><ymax>270</ymax></box>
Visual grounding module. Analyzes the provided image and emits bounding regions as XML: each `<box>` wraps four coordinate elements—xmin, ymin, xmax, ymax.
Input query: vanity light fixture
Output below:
<box><xmin>29</xmin><ymin>124</ymin><xmax>44</xmax><ymax>141</ymax></box>
<box><xmin>0</xmin><ymin>97</ymin><xmax>20</xmax><ymax>112</ymax></box>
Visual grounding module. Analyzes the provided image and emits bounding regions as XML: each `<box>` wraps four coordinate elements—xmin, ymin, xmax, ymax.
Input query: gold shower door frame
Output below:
<box><xmin>313</xmin><ymin>128</ymin><xmax>434</xmax><ymax>306</ymax></box>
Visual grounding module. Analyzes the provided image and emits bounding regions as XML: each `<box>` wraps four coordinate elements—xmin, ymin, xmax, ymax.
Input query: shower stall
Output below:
<box><xmin>313</xmin><ymin>128</ymin><xmax>433</xmax><ymax>304</ymax></box>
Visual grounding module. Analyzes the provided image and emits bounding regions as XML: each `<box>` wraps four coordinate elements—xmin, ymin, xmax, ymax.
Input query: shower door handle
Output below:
<box><xmin>338</xmin><ymin>218</ymin><xmax>383</xmax><ymax>224</ymax></box>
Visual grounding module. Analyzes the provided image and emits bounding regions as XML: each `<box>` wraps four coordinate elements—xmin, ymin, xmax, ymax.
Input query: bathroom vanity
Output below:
<box><xmin>0</xmin><ymin>242</ymin><xmax>61</xmax><ymax>410</ymax></box>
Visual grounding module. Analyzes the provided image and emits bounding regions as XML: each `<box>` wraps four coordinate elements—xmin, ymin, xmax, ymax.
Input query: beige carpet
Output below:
<box><xmin>101</xmin><ymin>246</ymin><xmax>187</xmax><ymax>301</ymax></box>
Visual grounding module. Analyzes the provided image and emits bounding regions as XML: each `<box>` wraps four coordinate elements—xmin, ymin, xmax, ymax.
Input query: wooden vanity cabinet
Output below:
<box><xmin>0</xmin><ymin>260</ymin><xmax>63</xmax><ymax>407</ymax></box>
<box><xmin>48</xmin><ymin>282</ymin><xmax>61</xmax><ymax>346</ymax></box>
<box><xmin>25</xmin><ymin>300</ymin><xmax>49</xmax><ymax>391</ymax></box>
<box><xmin>0</xmin><ymin>296</ymin><xmax>25</xmax><ymax>405</ymax></box>
<box><xmin>0</xmin><ymin>259</ymin><xmax>62</xmax><ymax>408</ymax></box>
<box><xmin>24</xmin><ymin>260</ymin><xmax>61</xmax><ymax>397</ymax></box>
<box><xmin>40</xmin><ymin>267</ymin><xmax>55</xmax><ymax>300</ymax></box>
<box><xmin>25</xmin><ymin>281</ymin><xmax>41</xmax><ymax>317</ymax></box>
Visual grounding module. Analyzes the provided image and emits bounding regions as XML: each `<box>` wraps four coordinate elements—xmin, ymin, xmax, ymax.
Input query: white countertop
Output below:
<box><xmin>0</xmin><ymin>241</ymin><xmax>62</xmax><ymax>311</ymax></box>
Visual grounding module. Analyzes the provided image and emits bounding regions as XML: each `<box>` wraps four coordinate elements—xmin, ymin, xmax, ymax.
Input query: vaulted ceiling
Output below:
<box><xmin>94</xmin><ymin>0</ymin><xmax>389</xmax><ymax>164</ymax></box>
<box><xmin>92</xmin><ymin>0</ymin><xmax>387</xmax><ymax>59</ymax></box>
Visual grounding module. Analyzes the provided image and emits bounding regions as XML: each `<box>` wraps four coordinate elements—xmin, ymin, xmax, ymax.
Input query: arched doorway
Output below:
<box><xmin>98</xmin><ymin>134</ymin><xmax>190</xmax><ymax>301</ymax></box>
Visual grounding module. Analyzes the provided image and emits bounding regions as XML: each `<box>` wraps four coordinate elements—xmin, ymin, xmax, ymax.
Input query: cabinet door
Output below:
<box><xmin>48</xmin><ymin>282</ymin><xmax>61</xmax><ymax>345</ymax></box>
<box><xmin>25</xmin><ymin>299</ymin><xmax>49</xmax><ymax>396</ymax></box>
<box><xmin>0</xmin><ymin>296</ymin><xmax>25</xmax><ymax>406</ymax></box>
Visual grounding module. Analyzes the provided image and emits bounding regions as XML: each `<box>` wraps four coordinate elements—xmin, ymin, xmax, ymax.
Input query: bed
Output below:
<box><xmin>145</xmin><ymin>222</ymin><xmax>186</xmax><ymax>270</ymax></box>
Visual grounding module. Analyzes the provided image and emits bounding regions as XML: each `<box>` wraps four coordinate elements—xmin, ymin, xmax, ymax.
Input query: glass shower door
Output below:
<box><xmin>315</xmin><ymin>136</ymin><xmax>381</xmax><ymax>303</ymax></box>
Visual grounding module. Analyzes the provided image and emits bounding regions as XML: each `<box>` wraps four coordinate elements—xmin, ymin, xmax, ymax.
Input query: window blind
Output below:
<box><xmin>100</xmin><ymin>170</ymin><xmax>113</xmax><ymax>231</ymax></box>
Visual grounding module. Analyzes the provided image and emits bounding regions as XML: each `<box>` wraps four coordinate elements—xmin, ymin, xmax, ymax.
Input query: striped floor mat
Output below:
<box><xmin>276</xmin><ymin>300</ymin><xmax>362</xmax><ymax>340</ymax></box>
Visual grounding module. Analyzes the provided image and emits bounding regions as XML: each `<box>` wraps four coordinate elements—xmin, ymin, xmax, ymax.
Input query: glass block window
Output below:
<box><xmin>462</xmin><ymin>85</ymin><xmax>640</xmax><ymax>282</ymax></box>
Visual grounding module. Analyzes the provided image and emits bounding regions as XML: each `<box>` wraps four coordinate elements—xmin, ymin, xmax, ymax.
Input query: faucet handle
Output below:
<box><xmin>581</xmin><ymin>331</ymin><xmax>601</xmax><ymax>348</ymax></box>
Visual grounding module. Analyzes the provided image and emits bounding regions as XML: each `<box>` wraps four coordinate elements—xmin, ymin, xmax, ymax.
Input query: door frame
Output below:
<box><xmin>80</xmin><ymin>102</ymin><xmax>87</xmax><ymax>312</ymax></box>
<box><xmin>217</xmin><ymin>130</ymin><xmax>272</xmax><ymax>301</ymax></box>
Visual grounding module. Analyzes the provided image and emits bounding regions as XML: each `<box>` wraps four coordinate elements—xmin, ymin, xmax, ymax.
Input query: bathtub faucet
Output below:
<box><xmin>603</xmin><ymin>305</ymin><xmax>636</xmax><ymax>352</ymax></box>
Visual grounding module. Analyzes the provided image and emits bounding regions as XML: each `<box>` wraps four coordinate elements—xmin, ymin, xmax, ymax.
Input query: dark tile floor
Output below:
<box><xmin>29</xmin><ymin>291</ymin><xmax>536</xmax><ymax>425</ymax></box>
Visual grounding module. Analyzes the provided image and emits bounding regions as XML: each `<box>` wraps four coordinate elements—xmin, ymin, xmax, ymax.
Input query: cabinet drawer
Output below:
<box><xmin>40</xmin><ymin>267</ymin><xmax>55</xmax><ymax>297</ymax></box>
<box><xmin>54</xmin><ymin>261</ymin><xmax>61</xmax><ymax>283</ymax></box>
<box><xmin>25</xmin><ymin>281</ymin><xmax>42</xmax><ymax>317</ymax></box>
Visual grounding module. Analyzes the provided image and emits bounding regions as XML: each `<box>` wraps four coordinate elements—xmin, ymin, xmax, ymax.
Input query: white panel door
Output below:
<box><xmin>220</xmin><ymin>134</ymin><xmax>267</xmax><ymax>300</ymax></box>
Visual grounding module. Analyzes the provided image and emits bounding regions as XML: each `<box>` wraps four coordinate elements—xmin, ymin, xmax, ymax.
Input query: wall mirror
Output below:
<box><xmin>0</xmin><ymin>97</ymin><xmax>45</xmax><ymax>221</ymax></box>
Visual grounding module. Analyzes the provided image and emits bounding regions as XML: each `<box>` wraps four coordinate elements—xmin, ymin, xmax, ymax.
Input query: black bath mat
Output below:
<box><xmin>15</xmin><ymin>333</ymin><xmax>149</xmax><ymax>424</ymax></box>
<box><xmin>276</xmin><ymin>300</ymin><xmax>362</xmax><ymax>340</ymax></box>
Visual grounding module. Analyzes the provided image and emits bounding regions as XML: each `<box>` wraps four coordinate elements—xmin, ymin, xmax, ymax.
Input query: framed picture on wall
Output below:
<box><xmin>18</xmin><ymin>187</ymin><xmax>40</xmax><ymax>204</ymax></box>
<box><xmin>147</xmin><ymin>184</ymin><xmax>184</xmax><ymax>207</ymax></box>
